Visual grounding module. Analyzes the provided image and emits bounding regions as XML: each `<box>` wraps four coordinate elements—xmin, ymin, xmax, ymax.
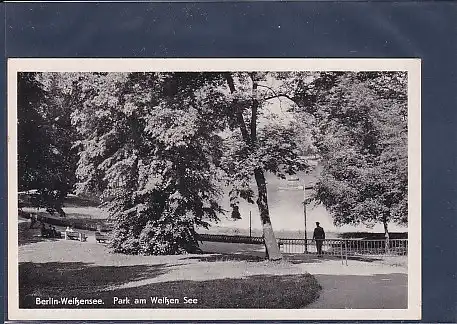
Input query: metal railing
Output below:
<box><xmin>278</xmin><ymin>238</ymin><xmax>408</xmax><ymax>257</ymax></box>
<box><xmin>198</xmin><ymin>234</ymin><xmax>408</xmax><ymax>259</ymax></box>
<box><xmin>198</xmin><ymin>233</ymin><xmax>264</xmax><ymax>244</ymax></box>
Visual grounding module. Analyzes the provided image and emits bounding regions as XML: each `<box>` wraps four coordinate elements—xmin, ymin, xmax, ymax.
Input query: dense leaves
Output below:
<box><xmin>68</xmin><ymin>72</ymin><xmax>308</xmax><ymax>258</ymax></box>
<box><xmin>17</xmin><ymin>73</ymin><xmax>78</xmax><ymax>215</ymax></box>
<box><xmin>71</xmin><ymin>72</ymin><xmax>228</xmax><ymax>254</ymax></box>
<box><xmin>296</xmin><ymin>72</ymin><xmax>408</xmax><ymax>234</ymax></box>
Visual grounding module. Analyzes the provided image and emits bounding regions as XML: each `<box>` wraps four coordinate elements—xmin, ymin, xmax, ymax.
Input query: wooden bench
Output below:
<box><xmin>64</xmin><ymin>231</ymin><xmax>87</xmax><ymax>242</ymax></box>
<box><xmin>95</xmin><ymin>231</ymin><xmax>109</xmax><ymax>243</ymax></box>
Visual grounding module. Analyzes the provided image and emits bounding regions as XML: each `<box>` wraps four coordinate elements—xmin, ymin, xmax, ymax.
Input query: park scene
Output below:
<box><xmin>16</xmin><ymin>70</ymin><xmax>408</xmax><ymax>310</ymax></box>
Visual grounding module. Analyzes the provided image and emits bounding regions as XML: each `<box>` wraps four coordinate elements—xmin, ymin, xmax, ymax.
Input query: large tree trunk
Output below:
<box><xmin>225</xmin><ymin>72</ymin><xmax>282</xmax><ymax>261</ymax></box>
<box><xmin>254</xmin><ymin>168</ymin><xmax>282</xmax><ymax>260</ymax></box>
<box><xmin>383</xmin><ymin>217</ymin><xmax>390</xmax><ymax>254</ymax></box>
<box><xmin>382</xmin><ymin>215</ymin><xmax>390</xmax><ymax>238</ymax></box>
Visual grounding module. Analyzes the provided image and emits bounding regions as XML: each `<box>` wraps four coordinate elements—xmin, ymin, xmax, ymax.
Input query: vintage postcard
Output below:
<box><xmin>7</xmin><ymin>58</ymin><xmax>421</xmax><ymax>321</ymax></box>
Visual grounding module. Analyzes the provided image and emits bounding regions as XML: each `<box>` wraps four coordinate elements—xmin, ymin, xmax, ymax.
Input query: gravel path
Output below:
<box><xmin>308</xmin><ymin>273</ymin><xmax>407</xmax><ymax>309</ymax></box>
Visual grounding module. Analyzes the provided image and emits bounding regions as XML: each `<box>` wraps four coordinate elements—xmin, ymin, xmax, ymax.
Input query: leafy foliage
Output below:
<box><xmin>219</xmin><ymin>73</ymin><xmax>309</xmax><ymax>211</ymax></box>
<box><xmin>72</xmin><ymin>72</ymin><xmax>226</xmax><ymax>254</ymax></box>
<box><xmin>71</xmin><ymin>71</ymin><xmax>307</xmax><ymax>258</ymax></box>
<box><xmin>296</xmin><ymin>72</ymin><xmax>408</xmax><ymax>232</ymax></box>
<box><xmin>17</xmin><ymin>73</ymin><xmax>78</xmax><ymax>215</ymax></box>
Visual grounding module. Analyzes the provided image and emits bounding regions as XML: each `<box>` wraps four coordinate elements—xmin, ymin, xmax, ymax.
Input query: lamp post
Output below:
<box><xmin>249</xmin><ymin>211</ymin><xmax>252</xmax><ymax>238</ymax></box>
<box><xmin>280</xmin><ymin>177</ymin><xmax>314</xmax><ymax>253</ymax></box>
<box><xmin>302</xmin><ymin>182</ymin><xmax>315</xmax><ymax>253</ymax></box>
<box><xmin>303</xmin><ymin>183</ymin><xmax>308</xmax><ymax>253</ymax></box>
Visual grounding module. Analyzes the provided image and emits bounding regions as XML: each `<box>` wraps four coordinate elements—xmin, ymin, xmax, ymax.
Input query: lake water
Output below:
<box><xmin>209</xmin><ymin>169</ymin><xmax>407</xmax><ymax>235</ymax></box>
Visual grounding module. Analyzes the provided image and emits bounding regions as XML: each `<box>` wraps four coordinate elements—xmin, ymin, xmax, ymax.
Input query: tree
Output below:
<box><xmin>221</xmin><ymin>72</ymin><xmax>308</xmax><ymax>260</ymax></box>
<box><xmin>70</xmin><ymin>72</ymin><xmax>308</xmax><ymax>259</ymax></box>
<box><xmin>72</xmin><ymin>72</ymin><xmax>226</xmax><ymax>254</ymax></box>
<box><xmin>293</xmin><ymin>72</ymin><xmax>408</xmax><ymax>235</ymax></box>
<box><xmin>17</xmin><ymin>72</ymin><xmax>78</xmax><ymax>216</ymax></box>
<box><xmin>18</xmin><ymin>72</ymin><xmax>48</xmax><ymax>192</ymax></box>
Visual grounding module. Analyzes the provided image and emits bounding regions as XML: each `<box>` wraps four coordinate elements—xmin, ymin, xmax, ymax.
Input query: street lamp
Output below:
<box><xmin>302</xmin><ymin>182</ymin><xmax>315</xmax><ymax>253</ymax></box>
<box><xmin>280</xmin><ymin>177</ymin><xmax>314</xmax><ymax>253</ymax></box>
<box><xmin>303</xmin><ymin>183</ymin><xmax>308</xmax><ymax>252</ymax></box>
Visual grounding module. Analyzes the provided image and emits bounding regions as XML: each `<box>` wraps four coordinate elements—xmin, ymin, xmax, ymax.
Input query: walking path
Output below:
<box><xmin>308</xmin><ymin>273</ymin><xmax>407</xmax><ymax>309</ymax></box>
<box><xmin>17</xmin><ymin>221</ymin><xmax>408</xmax><ymax>309</ymax></box>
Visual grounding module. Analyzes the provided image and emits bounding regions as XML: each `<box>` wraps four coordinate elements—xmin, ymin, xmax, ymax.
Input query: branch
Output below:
<box><xmin>224</xmin><ymin>73</ymin><xmax>251</xmax><ymax>145</ymax></box>
<box><xmin>224</xmin><ymin>72</ymin><xmax>236</xmax><ymax>93</ymax></box>
<box><xmin>263</xmin><ymin>93</ymin><xmax>299</xmax><ymax>105</ymax></box>
<box><xmin>250</xmin><ymin>78</ymin><xmax>259</xmax><ymax>143</ymax></box>
<box><xmin>256</xmin><ymin>84</ymin><xmax>281</xmax><ymax>98</ymax></box>
<box><xmin>256</xmin><ymin>84</ymin><xmax>286</xmax><ymax>112</ymax></box>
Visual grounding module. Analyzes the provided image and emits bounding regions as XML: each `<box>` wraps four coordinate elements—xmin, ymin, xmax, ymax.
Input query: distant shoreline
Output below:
<box><xmin>199</xmin><ymin>226</ymin><xmax>408</xmax><ymax>240</ymax></box>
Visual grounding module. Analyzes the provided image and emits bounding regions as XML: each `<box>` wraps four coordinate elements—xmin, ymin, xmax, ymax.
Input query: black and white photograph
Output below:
<box><xmin>7</xmin><ymin>59</ymin><xmax>421</xmax><ymax>321</ymax></box>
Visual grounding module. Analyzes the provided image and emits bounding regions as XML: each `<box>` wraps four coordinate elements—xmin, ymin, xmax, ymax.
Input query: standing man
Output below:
<box><xmin>313</xmin><ymin>222</ymin><xmax>325</xmax><ymax>257</ymax></box>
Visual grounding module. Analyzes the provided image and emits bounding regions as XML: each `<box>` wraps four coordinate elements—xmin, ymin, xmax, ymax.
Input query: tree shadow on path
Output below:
<box><xmin>197</xmin><ymin>241</ymin><xmax>384</xmax><ymax>264</ymax></box>
<box><xmin>285</xmin><ymin>253</ymin><xmax>383</xmax><ymax>264</ymax></box>
<box><xmin>185</xmin><ymin>251</ymin><xmax>382</xmax><ymax>264</ymax></box>
<box><xmin>184</xmin><ymin>253</ymin><xmax>265</xmax><ymax>263</ymax></box>
<box><xmin>185</xmin><ymin>250</ymin><xmax>383</xmax><ymax>264</ymax></box>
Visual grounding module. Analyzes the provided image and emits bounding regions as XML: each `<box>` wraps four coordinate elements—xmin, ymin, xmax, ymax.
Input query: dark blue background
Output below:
<box><xmin>3</xmin><ymin>2</ymin><xmax>457</xmax><ymax>322</ymax></box>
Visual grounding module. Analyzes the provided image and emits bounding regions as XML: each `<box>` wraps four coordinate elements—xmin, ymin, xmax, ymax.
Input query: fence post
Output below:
<box><xmin>344</xmin><ymin>240</ymin><xmax>348</xmax><ymax>266</ymax></box>
<box><xmin>385</xmin><ymin>233</ymin><xmax>390</xmax><ymax>255</ymax></box>
<box><xmin>340</xmin><ymin>240</ymin><xmax>343</xmax><ymax>265</ymax></box>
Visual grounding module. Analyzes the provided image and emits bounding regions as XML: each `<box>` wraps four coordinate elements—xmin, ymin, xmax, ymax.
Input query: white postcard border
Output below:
<box><xmin>7</xmin><ymin>58</ymin><xmax>421</xmax><ymax>321</ymax></box>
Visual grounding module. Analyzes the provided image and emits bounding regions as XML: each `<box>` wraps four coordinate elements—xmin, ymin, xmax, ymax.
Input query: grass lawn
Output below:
<box><xmin>19</xmin><ymin>260</ymin><xmax>321</xmax><ymax>308</ymax></box>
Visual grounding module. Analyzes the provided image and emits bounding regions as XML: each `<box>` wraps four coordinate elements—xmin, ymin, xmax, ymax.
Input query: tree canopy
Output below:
<box><xmin>17</xmin><ymin>70</ymin><xmax>408</xmax><ymax>256</ymax></box>
<box><xmin>293</xmin><ymin>72</ymin><xmax>408</xmax><ymax>234</ymax></box>
<box><xmin>68</xmin><ymin>72</ymin><xmax>309</xmax><ymax>258</ymax></box>
<box><xmin>18</xmin><ymin>72</ymin><xmax>78</xmax><ymax>216</ymax></box>
<box><xmin>70</xmin><ymin>72</ymin><xmax>228</xmax><ymax>254</ymax></box>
